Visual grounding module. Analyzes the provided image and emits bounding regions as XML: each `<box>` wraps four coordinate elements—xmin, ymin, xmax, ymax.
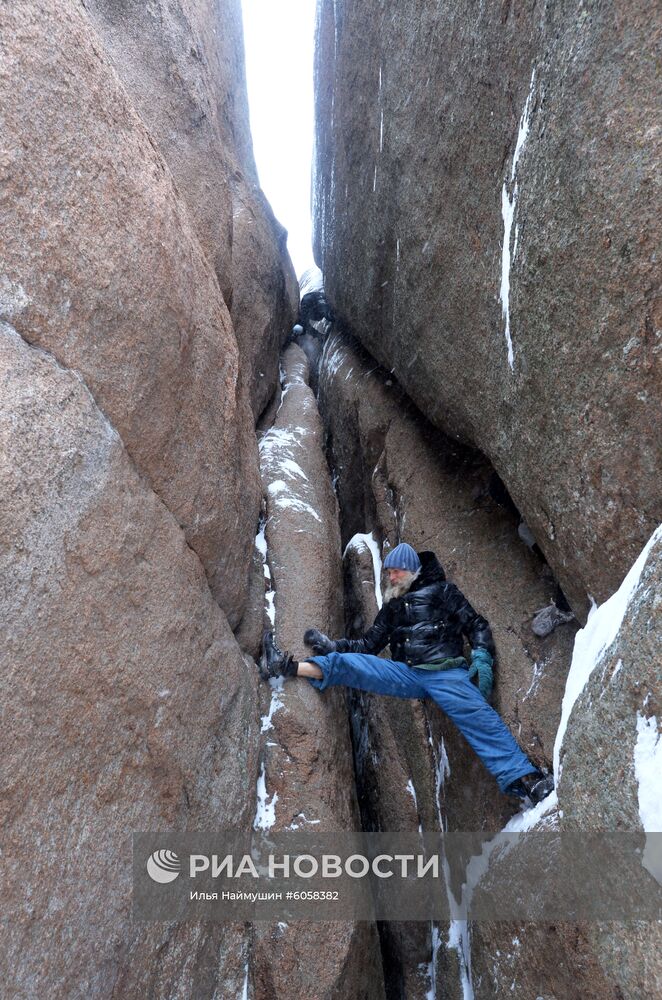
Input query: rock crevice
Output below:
<box><xmin>0</xmin><ymin>2</ymin><xmax>295</xmax><ymax>995</ymax></box>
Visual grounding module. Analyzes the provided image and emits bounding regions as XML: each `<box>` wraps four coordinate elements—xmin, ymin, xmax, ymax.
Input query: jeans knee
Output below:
<box><xmin>319</xmin><ymin>651</ymin><xmax>346</xmax><ymax>678</ymax></box>
<box><xmin>309</xmin><ymin>651</ymin><xmax>351</xmax><ymax>688</ymax></box>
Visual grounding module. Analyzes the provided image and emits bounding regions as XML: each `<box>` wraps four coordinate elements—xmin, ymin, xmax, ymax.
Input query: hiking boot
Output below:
<box><xmin>259</xmin><ymin>631</ymin><xmax>298</xmax><ymax>681</ymax></box>
<box><xmin>517</xmin><ymin>772</ymin><xmax>555</xmax><ymax>805</ymax></box>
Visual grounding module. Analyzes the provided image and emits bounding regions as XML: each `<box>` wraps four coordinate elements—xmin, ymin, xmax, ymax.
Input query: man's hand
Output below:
<box><xmin>303</xmin><ymin>628</ymin><xmax>337</xmax><ymax>655</ymax></box>
<box><xmin>470</xmin><ymin>647</ymin><xmax>494</xmax><ymax>699</ymax></box>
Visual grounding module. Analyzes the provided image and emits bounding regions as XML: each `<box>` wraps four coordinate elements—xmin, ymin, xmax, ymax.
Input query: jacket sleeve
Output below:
<box><xmin>445</xmin><ymin>583</ymin><xmax>495</xmax><ymax>656</ymax></box>
<box><xmin>334</xmin><ymin>604</ymin><xmax>392</xmax><ymax>656</ymax></box>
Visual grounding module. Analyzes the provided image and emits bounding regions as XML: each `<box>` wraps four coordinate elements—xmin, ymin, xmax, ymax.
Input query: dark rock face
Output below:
<box><xmin>317</xmin><ymin>332</ymin><xmax>578</xmax><ymax>993</ymax></box>
<box><xmin>319</xmin><ymin>332</ymin><xmax>576</xmax><ymax>790</ymax></box>
<box><xmin>470</xmin><ymin>920</ymin><xmax>623</xmax><ymax>1000</ymax></box>
<box><xmin>557</xmin><ymin>531</ymin><xmax>662</xmax><ymax>999</ymax></box>
<box><xmin>299</xmin><ymin>289</ymin><xmax>334</xmax><ymax>334</ymax></box>
<box><xmin>559</xmin><ymin>529</ymin><xmax>661</xmax><ymax>830</ymax></box>
<box><xmin>314</xmin><ymin>0</ymin><xmax>661</xmax><ymax>617</ymax></box>
<box><xmin>470</xmin><ymin>529</ymin><xmax>662</xmax><ymax>1000</ymax></box>
<box><xmin>85</xmin><ymin>0</ymin><xmax>299</xmax><ymax>420</ymax></box>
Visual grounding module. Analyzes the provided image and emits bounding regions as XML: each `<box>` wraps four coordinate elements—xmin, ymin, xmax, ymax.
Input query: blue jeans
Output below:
<box><xmin>306</xmin><ymin>652</ymin><xmax>535</xmax><ymax>793</ymax></box>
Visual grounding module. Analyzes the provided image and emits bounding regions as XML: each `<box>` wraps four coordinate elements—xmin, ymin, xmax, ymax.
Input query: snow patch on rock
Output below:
<box><xmin>427</xmin><ymin>730</ymin><xmax>451</xmax><ymax>827</ymax></box>
<box><xmin>260</xmin><ymin>677</ymin><xmax>285</xmax><ymax>733</ymax></box>
<box><xmin>499</xmin><ymin>67</ymin><xmax>536</xmax><ymax>371</ymax></box>
<box><xmin>267</xmin><ymin>482</ymin><xmax>322</xmax><ymax>523</ymax></box>
<box><xmin>554</xmin><ymin>523</ymin><xmax>662</xmax><ymax>781</ymax></box>
<box><xmin>255</xmin><ymin>519</ymin><xmax>276</xmax><ymax>626</ymax></box>
<box><xmin>344</xmin><ymin>531</ymin><xmax>383</xmax><ymax>609</ymax></box>
<box><xmin>253</xmin><ymin>761</ymin><xmax>278</xmax><ymax>830</ymax></box>
<box><xmin>444</xmin><ymin>854</ymin><xmax>474</xmax><ymax>1000</ymax></box>
<box><xmin>634</xmin><ymin>708</ymin><xmax>662</xmax><ymax>881</ymax></box>
<box><xmin>299</xmin><ymin>265</ymin><xmax>324</xmax><ymax>295</ymax></box>
<box><xmin>259</xmin><ymin>426</ymin><xmax>304</xmax><ymax>457</ymax></box>
<box><xmin>422</xmin><ymin>922</ymin><xmax>441</xmax><ymax>1000</ymax></box>
<box><xmin>279</xmin><ymin>457</ymin><xmax>309</xmax><ymax>482</ymax></box>
<box><xmin>425</xmin><ymin>726</ymin><xmax>473</xmax><ymax>997</ymax></box>
<box><xmin>521</xmin><ymin>660</ymin><xmax>544</xmax><ymax>702</ymax></box>
<box><xmin>261</xmin><ymin>420</ymin><xmax>324</xmax><ymax>526</ymax></box>
<box><xmin>287</xmin><ymin>811</ymin><xmax>321</xmax><ymax>831</ymax></box>
<box><xmin>322</xmin><ymin>336</ymin><xmax>349</xmax><ymax>381</ymax></box>
<box><xmin>634</xmin><ymin>709</ymin><xmax>662</xmax><ymax>831</ymax></box>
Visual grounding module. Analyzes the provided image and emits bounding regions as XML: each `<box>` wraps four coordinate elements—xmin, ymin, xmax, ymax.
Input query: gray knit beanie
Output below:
<box><xmin>383</xmin><ymin>543</ymin><xmax>421</xmax><ymax>572</ymax></box>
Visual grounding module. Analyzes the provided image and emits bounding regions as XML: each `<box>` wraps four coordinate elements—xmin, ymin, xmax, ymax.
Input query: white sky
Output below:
<box><xmin>241</xmin><ymin>0</ymin><xmax>317</xmax><ymax>281</ymax></box>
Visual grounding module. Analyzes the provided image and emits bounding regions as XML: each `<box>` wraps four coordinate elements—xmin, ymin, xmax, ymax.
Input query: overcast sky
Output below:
<box><xmin>241</xmin><ymin>0</ymin><xmax>317</xmax><ymax>281</ymax></box>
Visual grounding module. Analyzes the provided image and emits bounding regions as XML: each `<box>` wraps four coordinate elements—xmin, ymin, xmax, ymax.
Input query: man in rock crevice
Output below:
<box><xmin>260</xmin><ymin>542</ymin><xmax>554</xmax><ymax>804</ymax></box>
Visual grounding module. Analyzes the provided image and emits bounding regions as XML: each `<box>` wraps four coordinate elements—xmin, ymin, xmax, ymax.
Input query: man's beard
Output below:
<box><xmin>383</xmin><ymin>569</ymin><xmax>420</xmax><ymax>603</ymax></box>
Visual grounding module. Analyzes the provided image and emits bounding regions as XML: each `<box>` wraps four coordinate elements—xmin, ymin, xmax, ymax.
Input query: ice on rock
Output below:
<box><xmin>554</xmin><ymin>523</ymin><xmax>662</xmax><ymax>782</ymax></box>
<box><xmin>260</xmin><ymin>677</ymin><xmax>285</xmax><ymax>733</ymax></box>
<box><xmin>262</xmin><ymin>420</ymin><xmax>323</xmax><ymax>524</ymax></box>
<box><xmin>287</xmin><ymin>812</ymin><xmax>321</xmax><ymax>831</ymax></box>
<box><xmin>422</xmin><ymin>922</ymin><xmax>441</xmax><ymax>1000</ymax></box>
<box><xmin>499</xmin><ymin>67</ymin><xmax>536</xmax><ymax>371</ymax></box>
<box><xmin>634</xmin><ymin>708</ymin><xmax>662</xmax><ymax>881</ymax></box>
<box><xmin>255</xmin><ymin>520</ymin><xmax>276</xmax><ymax>626</ymax></box>
<box><xmin>279</xmin><ymin>458</ymin><xmax>309</xmax><ymax>482</ymax></box>
<box><xmin>253</xmin><ymin>761</ymin><xmax>278</xmax><ymax>830</ymax></box>
<box><xmin>298</xmin><ymin>265</ymin><xmax>324</xmax><ymax>296</ymax></box>
<box><xmin>343</xmin><ymin>531</ymin><xmax>383</xmax><ymax>609</ymax></box>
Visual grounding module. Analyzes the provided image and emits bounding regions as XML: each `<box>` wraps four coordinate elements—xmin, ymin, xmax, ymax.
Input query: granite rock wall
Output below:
<box><xmin>314</xmin><ymin>0</ymin><xmax>661</xmax><ymax>618</ymax></box>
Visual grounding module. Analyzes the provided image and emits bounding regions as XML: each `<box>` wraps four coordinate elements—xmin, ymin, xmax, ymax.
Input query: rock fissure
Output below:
<box><xmin>255</xmin><ymin>319</ymin><xmax>584</xmax><ymax>997</ymax></box>
<box><xmin>3</xmin><ymin>1</ymin><xmax>660</xmax><ymax>996</ymax></box>
<box><xmin>291</xmin><ymin>275</ymin><xmax>659</xmax><ymax>997</ymax></box>
<box><xmin>278</xmin><ymin>311</ymin><xmax>659</xmax><ymax>996</ymax></box>
<box><xmin>248</xmin><ymin>340</ymin><xmax>387</xmax><ymax>996</ymax></box>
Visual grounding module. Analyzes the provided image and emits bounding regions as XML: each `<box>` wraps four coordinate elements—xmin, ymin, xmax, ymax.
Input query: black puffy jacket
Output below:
<box><xmin>335</xmin><ymin>551</ymin><xmax>495</xmax><ymax>667</ymax></box>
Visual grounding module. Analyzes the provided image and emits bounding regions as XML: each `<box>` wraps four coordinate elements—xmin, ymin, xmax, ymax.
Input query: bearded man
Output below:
<box><xmin>260</xmin><ymin>542</ymin><xmax>554</xmax><ymax>805</ymax></box>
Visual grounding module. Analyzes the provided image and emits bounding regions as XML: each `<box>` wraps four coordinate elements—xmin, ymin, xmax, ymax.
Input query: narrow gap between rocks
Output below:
<box><xmin>248</xmin><ymin>297</ymin><xmax>579</xmax><ymax>999</ymax></box>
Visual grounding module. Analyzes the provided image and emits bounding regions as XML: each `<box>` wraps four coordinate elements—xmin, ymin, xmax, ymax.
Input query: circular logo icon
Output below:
<box><xmin>147</xmin><ymin>849</ymin><xmax>181</xmax><ymax>883</ymax></box>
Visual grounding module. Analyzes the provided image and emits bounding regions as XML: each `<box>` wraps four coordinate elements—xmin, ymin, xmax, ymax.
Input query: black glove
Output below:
<box><xmin>303</xmin><ymin>628</ymin><xmax>337</xmax><ymax>655</ymax></box>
